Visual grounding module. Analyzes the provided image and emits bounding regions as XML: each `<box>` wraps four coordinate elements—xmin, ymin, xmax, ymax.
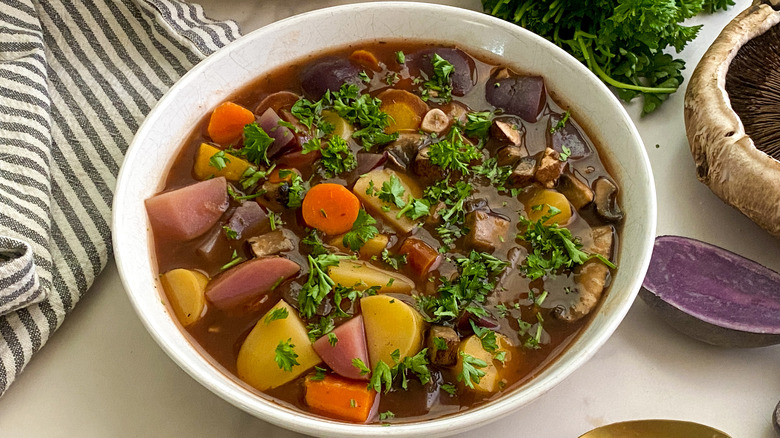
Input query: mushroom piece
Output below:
<box><xmin>426</xmin><ymin>325</ymin><xmax>460</xmax><ymax>367</ymax></box>
<box><xmin>420</xmin><ymin>108</ymin><xmax>449</xmax><ymax>134</ymax></box>
<box><xmin>558</xmin><ymin>171</ymin><xmax>594</xmax><ymax>210</ymax></box>
<box><xmin>491</xmin><ymin>120</ymin><xmax>523</xmax><ymax>146</ymax></box>
<box><xmin>684</xmin><ymin>2</ymin><xmax>780</xmax><ymax>237</ymax></box>
<box><xmin>593</xmin><ymin>177</ymin><xmax>624</xmax><ymax>223</ymax></box>
<box><xmin>413</xmin><ymin>146</ymin><xmax>445</xmax><ymax>180</ymax></box>
<box><xmin>384</xmin><ymin>132</ymin><xmax>426</xmax><ymax>169</ymax></box>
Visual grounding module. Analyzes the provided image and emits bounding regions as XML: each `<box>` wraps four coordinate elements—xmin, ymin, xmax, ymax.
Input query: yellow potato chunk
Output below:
<box><xmin>456</xmin><ymin>333</ymin><xmax>514</xmax><ymax>393</ymax></box>
<box><xmin>160</xmin><ymin>268</ymin><xmax>208</xmax><ymax>327</ymax></box>
<box><xmin>353</xmin><ymin>168</ymin><xmax>423</xmax><ymax>233</ymax></box>
<box><xmin>328</xmin><ymin>260</ymin><xmax>414</xmax><ymax>294</ymax></box>
<box><xmin>321</xmin><ymin>110</ymin><xmax>353</xmax><ymax>141</ymax></box>
<box><xmin>193</xmin><ymin>143</ymin><xmax>253</xmax><ymax>181</ymax></box>
<box><xmin>329</xmin><ymin>233</ymin><xmax>389</xmax><ymax>257</ymax></box>
<box><xmin>236</xmin><ymin>300</ymin><xmax>321</xmax><ymax>391</ymax></box>
<box><xmin>361</xmin><ymin>294</ymin><xmax>425</xmax><ymax>369</ymax></box>
<box><xmin>525</xmin><ymin>188</ymin><xmax>572</xmax><ymax>225</ymax></box>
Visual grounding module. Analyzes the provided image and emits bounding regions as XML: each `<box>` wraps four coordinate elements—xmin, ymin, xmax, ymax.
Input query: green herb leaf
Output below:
<box><xmin>209</xmin><ymin>150</ymin><xmax>230</xmax><ymax>170</ymax></box>
<box><xmin>274</xmin><ymin>338</ymin><xmax>299</xmax><ymax>372</ymax></box>
<box><xmin>457</xmin><ymin>351</ymin><xmax>487</xmax><ymax>388</ymax></box>
<box><xmin>342</xmin><ymin>209</ymin><xmax>379</xmax><ymax>251</ymax></box>
<box><xmin>240</xmin><ymin>123</ymin><xmax>275</xmax><ymax>165</ymax></box>
<box><xmin>264</xmin><ymin>307</ymin><xmax>289</xmax><ymax>325</ymax></box>
<box><xmin>352</xmin><ymin>358</ymin><xmax>371</xmax><ymax>376</ymax></box>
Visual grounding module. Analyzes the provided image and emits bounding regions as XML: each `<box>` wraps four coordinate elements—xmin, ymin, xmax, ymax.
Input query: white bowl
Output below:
<box><xmin>113</xmin><ymin>3</ymin><xmax>656</xmax><ymax>437</ymax></box>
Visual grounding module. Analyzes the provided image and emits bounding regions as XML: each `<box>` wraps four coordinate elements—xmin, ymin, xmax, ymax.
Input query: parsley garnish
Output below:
<box><xmin>352</xmin><ymin>358</ymin><xmax>371</xmax><ymax>376</ymax></box>
<box><xmin>516</xmin><ymin>206</ymin><xmax>616</xmax><ymax>280</ymax></box>
<box><xmin>342</xmin><ymin>209</ymin><xmax>378</xmax><ymax>251</ymax></box>
<box><xmin>304</xmin><ymin>135</ymin><xmax>357</xmax><ymax>177</ymax></box>
<box><xmin>306</xmin><ymin>316</ymin><xmax>335</xmax><ymax>343</ymax></box>
<box><xmin>559</xmin><ymin>145</ymin><xmax>572</xmax><ymax>162</ymax></box>
<box><xmin>238</xmin><ymin>123</ymin><xmax>275</xmax><ymax>166</ymax></box>
<box><xmin>440</xmin><ymin>383</ymin><xmax>457</xmax><ymax>396</ymax></box>
<box><xmin>359</xmin><ymin>71</ymin><xmax>371</xmax><ymax>83</ymax></box>
<box><xmin>209</xmin><ymin>150</ymin><xmax>230</xmax><ymax>170</ymax></box>
<box><xmin>222</xmin><ymin>225</ymin><xmax>238</xmax><ymax>240</ymax></box>
<box><xmin>464</xmin><ymin>111</ymin><xmax>493</xmax><ymax>140</ymax></box>
<box><xmin>279</xmin><ymin>170</ymin><xmax>307</xmax><ymax>208</ymax></box>
<box><xmin>374</xmin><ymin>174</ymin><xmax>429</xmax><ymax>220</ymax></box>
<box><xmin>458</xmin><ymin>351</ymin><xmax>487</xmax><ymax>388</ymax></box>
<box><xmin>220</xmin><ymin>250</ymin><xmax>244</xmax><ymax>271</ymax></box>
<box><xmin>311</xmin><ymin>366</ymin><xmax>327</xmax><ymax>381</ymax></box>
<box><xmin>298</xmin><ymin>253</ymin><xmax>354</xmax><ymax>319</ymax></box>
<box><xmin>379</xmin><ymin>411</ymin><xmax>395</xmax><ymax>421</ymax></box>
<box><xmin>395</xmin><ymin>51</ymin><xmax>405</xmax><ymax>64</ymax></box>
<box><xmin>381</xmin><ymin>249</ymin><xmax>407</xmax><ymax>270</ymax></box>
<box><xmin>421</xmin><ymin>53</ymin><xmax>454</xmax><ymax>103</ymax></box>
<box><xmin>239</xmin><ymin>164</ymin><xmax>275</xmax><ymax>190</ymax></box>
<box><xmin>264</xmin><ymin>307</ymin><xmax>289</xmax><ymax>325</ymax></box>
<box><xmin>327</xmin><ymin>332</ymin><xmax>338</xmax><ymax>346</ymax></box>
<box><xmin>428</xmin><ymin>126</ymin><xmax>481</xmax><ymax>174</ymax></box>
<box><xmin>368</xmin><ymin>349</ymin><xmax>431</xmax><ymax>393</ymax></box>
<box><xmin>433</xmin><ymin>336</ymin><xmax>448</xmax><ymax>351</ymax></box>
<box><xmin>274</xmin><ymin>338</ymin><xmax>299</xmax><ymax>372</ymax></box>
<box><xmin>550</xmin><ymin>110</ymin><xmax>571</xmax><ymax>134</ymax></box>
<box><xmin>330</xmin><ymin>84</ymin><xmax>398</xmax><ymax>150</ymax></box>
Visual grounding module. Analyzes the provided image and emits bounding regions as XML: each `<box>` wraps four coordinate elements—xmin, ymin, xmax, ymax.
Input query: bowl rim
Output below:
<box><xmin>113</xmin><ymin>2</ymin><xmax>657</xmax><ymax>437</ymax></box>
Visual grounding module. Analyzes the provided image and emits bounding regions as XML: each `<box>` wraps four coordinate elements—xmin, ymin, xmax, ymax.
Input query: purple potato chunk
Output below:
<box><xmin>547</xmin><ymin>112</ymin><xmax>591</xmax><ymax>159</ymax></box>
<box><xmin>300</xmin><ymin>56</ymin><xmax>360</xmax><ymax>100</ymax></box>
<box><xmin>486</xmin><ymin>74</ymin><xmax>546</xmax><ymax>122</ymax></box>
<box><xmin>408</xmin><ymin>48</ymin><xmax>476</xmax><ymax>96</ymax></box>
<box><xmin>640</xmin><ymin>235</ymin><xmax>780</xmax><ymax>348</ymax></box>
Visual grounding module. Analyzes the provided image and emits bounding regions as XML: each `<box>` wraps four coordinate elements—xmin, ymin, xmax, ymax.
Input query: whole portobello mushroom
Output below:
<box><xmin>684</xmin><ymin>0</ymin><xmax>780</xmax><ymax>237</ymax></box>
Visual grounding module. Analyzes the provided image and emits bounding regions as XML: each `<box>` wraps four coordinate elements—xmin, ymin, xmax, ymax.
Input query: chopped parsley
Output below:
<box><xmin>352</xmin><ymin>358</ymin><xmax>371</xmax><ymax>376</ymax></box>
<box><xmin>379</xmin><ymin>411</ymin><xmax>395</xmax><ymax>421</ymax></box>
<box><xmin>421</xmin><ymin>53</ymin><xmax>454</xmax><ymax>103</ymax></box>
<box><xmin>381</xmin><ymin>249</ymin><xmax>407</xmax><ymax>270</ymax></box>
<box><xmin>274</xmin><ymin>338</ymin><xmax>299</xmax><ymax>372</ymax></box>
<box><xmin>239</xmin><ymin>123</ymin><xmax>275</xmax><ymax>165</ymax></box>
<box><xmin>222</xmin><ymin>225</ymin><xmax>238</xmax><ymax>240</ymax></box>
<box><xmin>428</xmin><ymin>126</ymin><xmax>481</xmax><ymax>174</ymax></box>
<box><xmin>298</xmin><ymin>253</ymin><xmax>354</xmax><ymax>319</ymax></box>
<box><xmin>239</xmin><ymin>164</ymin><xmax>275</xmax><ymax>190</ymax></box>
<box><xmin>550</xmin><ymin>110</ymin><xmax>571</xmax><ymax>134</ymax></box>
<box><xmin>457</xmin><ymin>351</ymin><xmax>487</xmax><ymax>389</ymax></box>
<box><xmin>374</xmin><ymin>174</ymin><xmax>429</xmax><ymax>220</ymax></box>
<box><xmin>342</xmin><ymin>209</ymin><xmax>378</xmax><ymax>251</ymax></box>
<box><xmin>359</xmin><ymin>70</ymin><xmax>371</xmax><ymax>83</ymax></box>
<box><xmin>264</xmin><ymin>307</ymin><xmax>289</xmax><ymax>325</ymax></box>
<box><xmin>329</xmin><ymin>84</ymin><xmax>397</xmax><ymax>149</ymax></box>
<box><xmin>395</xmin><ymin>50</ymin><xmax>405</xmax><ymax>64</ymax></box>
<box><xmin>220</xmin><ymin>250</ymin><xmax>244</xmax><ymax>271</ymax></box>
<box><xmin>417</xmin><ymin>251</ymin><xmax>508</xmax><ymax>323</ymax></box>
<box><xmin>368</xmin><ymin>349</ymin><xmax>431</xmax><ymax>393</ymax></box>
<box><xmin>311</xmin><ymin>366</ymin><xmax>327</xmax><ymax>381</ymax></box>
<box><xmin>306</xmin><ymin>316</ymin><xmax>335</xmax><ymax>343</ymax></box>
<box><xmin>209</xmin><ymin>150</ymin><xmax>230</xmax><ymax>170</ymax></box>
<box><xmin>517</xmin><ymin>205</ymin><xmax>616</xmax><ymax>280</ymax></box>
<box><xmin>327</xmin><ymin>332</ymin><xmax>338</xmax><ymax>346</ymax></box>
<box><xmin>440</xmin><ymin>383</ymin><xmax>457</xmax><ymax>396</ymax></box>
<box><xmin>559</xmin><ymin>145</ymin><xmax>572</xmax><ymax>162</ymax></box>
<box><xmin>464</xmin><ymin>111</ymin><xmax>493</xmax><ymax>140</ymax></box>
<box><xmin>279</xmin><ymin>170</ymin><xmax>307</xmax><ymax>208</ymax></box>
<box><xmin>433</xmin><ymin>336</ymin><xmax>448</xmax><ymax>351</ymax></box>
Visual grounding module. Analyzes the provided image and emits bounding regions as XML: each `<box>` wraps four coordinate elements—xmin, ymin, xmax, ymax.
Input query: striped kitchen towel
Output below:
<box><xmin>0</xmin><ymin>0</ymin><xmax>239</xmax><ymax>396</ymax></box>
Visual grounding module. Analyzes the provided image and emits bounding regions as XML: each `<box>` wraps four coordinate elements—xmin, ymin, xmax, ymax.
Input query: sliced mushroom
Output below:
<box><xmin>248</xmin><ymin>229</ymin><xmax>295</xmax><ymax>258</ymax></box>
<box><xmin>553</xmin><ymin>225</ymin><xmax>614</xmax><ymax>322</ymax></box>
<box><xmin>558</xmin><ymin>171</ymin><xmax>594</xmax><ymax>210</ymax></box>
<box><xmin>414</xmin><ymin>146</ymin><xmax>445</xmax><ymax>180</ymax></box>
<box><xmin>496</xmin><ymin>145</ymin><xmax>528</xmax><ymax>167</ymax></box>
<box><xmin>426</xmin><ymin>326</ymin><xmax>460</xmax><ymax>367</ymax></box>
<box><xmin>421</xmin><ymin>108</ymin><xmax>449</xmax><ymax>134</ymax></box>
<box><xmin>684</xmin><ymin>2</ymin><xmax>780</xmax><ymax>237</ymax></box>
<box><xmin>384</xmin><ymin>132</ymin><xmax>426</xmax><ymax>169</ymax></box>
<box><xmin>508</xmin><ymin>156</ymin><xmax>538</xmax><ymax>187</ymax></box>
<box><xmin>464</xmin><ymin>210</ymin><xmax>510</xmax><ymax>253</ymax></box>
<box><xmin>593</xmin><ymin>177</ymin><xmax>624</xmax><ymax>223</ymax></box>
<box><xmin>534</xmin><ymin>147</ymin><xmax>565</xmax><ymax>188</ymax></box>
<box><xmin>491</xmin><ymin>120</ymin><xmax>523</xmax><ymax>146</ymax></box>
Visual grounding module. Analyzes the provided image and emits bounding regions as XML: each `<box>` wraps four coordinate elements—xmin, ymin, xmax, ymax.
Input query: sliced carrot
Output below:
<box><xmin>207</xmin><ymin>101</ymin><xmax>255</xmax><ymax>145</ymax></box>
<box><xmin>349</xmin><ymin>49</ymin><xmax>381</xmax><ymax>72</ymax></box>
<box><xmin>305</xmin><ymin>374</ymin><xmax>377</xmax><ymax>423</ymax></box>
<box><xmin>302</xmin><ymin>183</ymin><xmax>360</xmax><ymax>235</ymax></box>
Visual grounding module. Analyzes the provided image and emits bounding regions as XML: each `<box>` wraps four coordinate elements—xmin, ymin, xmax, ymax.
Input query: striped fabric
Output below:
<box><xmin>0</xmin><ymin>0</ymin><xmax>239</xmax><ymax>396</ymax></box>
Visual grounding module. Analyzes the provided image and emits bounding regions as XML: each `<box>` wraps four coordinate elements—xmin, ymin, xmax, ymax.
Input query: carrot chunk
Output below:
<box><xmin>207</xmin><ymin>101</ymin><xmax>255</xmax><ymax>145</ymax></box>
<box><xmin>302</xmin><ymin>183</ymin><xmax>360</xmax><ymax>235</ymax></box>
<box><xmin>304</xmin><ymin>374</ymin><xmax>377</xmax><ymax>423</ymax></box>
<box><xmin>349</xmin><ymin>49</ymin><xmax>381</xmax><ymax>71</ymax></box>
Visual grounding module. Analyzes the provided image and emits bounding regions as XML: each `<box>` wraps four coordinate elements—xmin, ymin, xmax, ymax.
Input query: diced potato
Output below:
<box><xmin>328</xmin><ymin>260</ymin><xmax>414</xmax><ymax>294</ymax></box>
<box><xmin>329</xmin><ymin>233</ymin><xmax>389</xmax><ymax>258</ymax></box>
<box><xmin>193</xmin><ymin>143</ymin><xmax>253</xmax><ymax>181</ymax></box>
<box><xmin>455</xmin><ymin>333</ymin><xmax>513</xmax><ymax>393</ymax></box>
<box><xmin>353</xmin><ymin>168</ymin><xmax>424</xmax><ymax>233</ymax></box>
<box><xmin>525</xmin><ymin>188</ymin><xmax>572</xmax><ymax>225</ymax></box>
<box><xmin>160</xmin><ymin>268</ymin><xmax>208</xmax><ymax>327</ymax></box>
<box><xmin>378</xmin><ymin>89</ymin><xmax>428</xmax><ymax>133</ymax></box>
<box><xmin>321</xmin><ymin>110</ymin><xmax>353</xmax><ymax>141</ymax></box>
<box><xmin>361</xmin><ymin>294</ymin><xmax>425</xmax><ymax>368</ymax></box>
<box><xmin>236</xmin><ymin>300</ymin><xmax>322</xmax><ymax>391</ymax></box>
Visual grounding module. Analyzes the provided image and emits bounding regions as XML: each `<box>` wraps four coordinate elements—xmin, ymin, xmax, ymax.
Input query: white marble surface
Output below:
<box><xmin>0</xmin><ymin>1</ymin><xmax>778</xmax><ymax>437</ymax></box>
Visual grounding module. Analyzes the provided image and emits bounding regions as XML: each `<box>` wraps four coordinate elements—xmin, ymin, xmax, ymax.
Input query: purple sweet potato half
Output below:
<box><xmin>145</xmin><ymin>177</ymin><xmax>229</xmax><ymax>241</ymax></box>
<box><xmin>205</xmin><ymin>256</ymin><xmax>300</xmax><ymax>310</ymax></box>
<box><xmin>640</xmin><ymin>235</ymin><xmax>780</xmax><ymax>347</ymax></box>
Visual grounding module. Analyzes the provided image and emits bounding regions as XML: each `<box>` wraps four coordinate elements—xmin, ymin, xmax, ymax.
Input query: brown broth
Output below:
<box><xmin>150</xmin><ymin>40</ymin><xmax>622</xmax><ymax>424</ymax></box>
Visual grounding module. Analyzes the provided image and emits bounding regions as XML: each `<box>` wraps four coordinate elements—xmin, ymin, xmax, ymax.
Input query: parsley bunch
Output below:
<box><xmin>482</xmin><ymin>0</ymin><xmax>734</xmax><ymax>114</ymax></box>
<box><xmin>368</xmin><ymin>349</ymin><xmax>431</xmax><ymax>393</ymax></box>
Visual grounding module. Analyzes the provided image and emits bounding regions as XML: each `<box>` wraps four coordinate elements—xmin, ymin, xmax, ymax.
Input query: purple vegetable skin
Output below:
<box><xmin>640</xmin><ymin>235</ymin><xmax>780</xmax><ymax>347</ymax></box>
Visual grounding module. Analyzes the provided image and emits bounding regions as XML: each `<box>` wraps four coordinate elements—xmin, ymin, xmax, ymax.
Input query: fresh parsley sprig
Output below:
<box><xmin>342</xmin><ymin>209</ymin><xmax>378</xmax><ymax>251</ymax></box>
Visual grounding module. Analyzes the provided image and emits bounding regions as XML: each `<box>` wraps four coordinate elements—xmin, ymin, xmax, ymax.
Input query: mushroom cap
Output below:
<box><xmin>684</xmin><ymin>3</ymin><xmax>780</xmax><ymax>237</ymax></box>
